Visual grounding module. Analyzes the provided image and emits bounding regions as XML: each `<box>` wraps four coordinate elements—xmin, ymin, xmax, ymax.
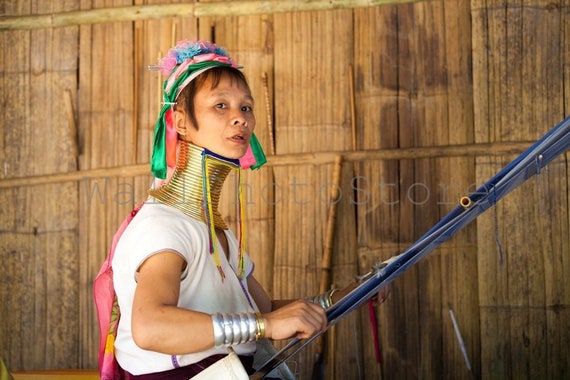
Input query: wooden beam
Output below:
<box><xmin>12</xmin><ymin>370</ymin><xmax>99</xmax><ymax>380</ymax></box>
<box><xmin>0</xmin><ymin>142</ymin><xmax>532</xmax><ymax>188</ymax></box>
<box><xmin>0</xmin><ymin>0</ymin><xmax>428</xmax><ymax>30</ymax></box>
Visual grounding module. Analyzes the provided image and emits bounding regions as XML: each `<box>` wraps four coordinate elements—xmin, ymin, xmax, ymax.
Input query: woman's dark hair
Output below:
<box><xmin>175</xmin><ymin>66</ymin><xmax>251</xmax><ymax>129</ymax></box>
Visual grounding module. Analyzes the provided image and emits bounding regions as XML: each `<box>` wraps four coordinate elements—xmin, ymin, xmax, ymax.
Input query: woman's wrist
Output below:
<box><xmin>211</xmin><ymin>312</ymin><xmax>266</xmax><ymax>347</ymax></box>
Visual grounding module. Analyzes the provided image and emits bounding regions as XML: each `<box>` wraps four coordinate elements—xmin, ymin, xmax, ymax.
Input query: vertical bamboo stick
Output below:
<box><xmin>133</xmin><ymin>26</ymin><xmax>141</xmax><ymax>163</ymax></box>
<box><xmin>64</xmin><ymin>89</ymin><xmax>79</xmax><ymax>169</ymax></box>
<box><xmin>262</xmin><ymin>71</ymin><xmax>275</xmax><ymax>155</ymax></box>
<box><xmin>157</xmin><ymin>51</ymin><xmax>162</xmax><ymax>115</ymax></box>
<box><xmin>349</xmin><ymin>64</ymin><xmax>357</xmax><ymax>152</ymax></box>
<box><xmin>319</xmin><ymin>155</ymin><xmax>343</xmax><ymax>293</ymax></box>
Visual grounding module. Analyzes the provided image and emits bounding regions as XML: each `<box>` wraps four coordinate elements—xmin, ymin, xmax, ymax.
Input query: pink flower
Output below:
<box><xmin>160</xmin><ymin>55</ymin><xmax>178</xmax><ymax>75</ymax></box>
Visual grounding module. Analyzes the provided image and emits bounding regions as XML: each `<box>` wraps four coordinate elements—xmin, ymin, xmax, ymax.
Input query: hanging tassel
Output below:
<box><xmin>240</xmin><ymin>133</ymin><xmax>267</xmax><ymax>170</ymax></box>
<box><xmin>368</xmin><ymin>300</ymin><xmax>382</xmax><ymax>364</ymax></box>
<box><xmin>202</xmin><ymin>155</ymin><xmax>226</xmax><ymax>280</ymax></box>
<box><xmin>236</xmin><ymin>169</ymin><xmax>246</xmax><ymax>278</ymax></box>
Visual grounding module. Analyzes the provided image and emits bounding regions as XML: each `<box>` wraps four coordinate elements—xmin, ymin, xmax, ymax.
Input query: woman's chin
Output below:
<box><xmin>207</xmin><ymin>145</ymin><xmax>248</xmax><ymax>161</ymax></box>
<box><xmin>229</xmin><ymin>143</ymin><xmax>250</xmax><ymax>159</ymax></box>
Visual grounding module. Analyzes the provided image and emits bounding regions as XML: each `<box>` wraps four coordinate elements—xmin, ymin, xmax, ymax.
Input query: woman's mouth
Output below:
<box><xmin>231</xmin><ymin>134</ymin><xmax>248</xmax><ymax>142</ymax></box>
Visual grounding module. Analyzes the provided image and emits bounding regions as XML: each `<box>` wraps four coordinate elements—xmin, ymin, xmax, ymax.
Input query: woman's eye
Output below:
<box><xmin>216</xmin><ymin>103</ymin><xmax>227</xmax><ymax>109</ymax></box>
<box><xmin>242</xmin><ymin>105</ymin><xmax>253</xmax><ymax>112</ymax></box>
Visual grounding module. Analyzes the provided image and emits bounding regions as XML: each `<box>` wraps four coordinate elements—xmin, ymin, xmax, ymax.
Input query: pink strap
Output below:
<box><xmin>368</xmin><ymin>300</ymin><xmax>382</xmax><ymax>364</ymax></box>
<box><xmin>94</xmin><ymin>203</ymin><xmax>144</xmax><ymax>379</ymax></box>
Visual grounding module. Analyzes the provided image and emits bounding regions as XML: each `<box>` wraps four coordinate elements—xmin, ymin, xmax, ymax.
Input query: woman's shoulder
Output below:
<box><xmin>113</xmin><ymin>202</ymin><xmax>207</xmax><ymax>265</ymax></box>
<box><xmin>139</xmin><ymin>201</ymin><xmax>197</xmax><ymax>221</ymax></box>
<box><xmin>125</xmin><ymin>202</ymin><xmax>204</xmax><ymax>237</ymax></box>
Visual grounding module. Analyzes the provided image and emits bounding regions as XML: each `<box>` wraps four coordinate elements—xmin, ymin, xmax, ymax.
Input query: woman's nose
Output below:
<box><xmin>232</xmin><ymin>114</ymin><xmax>247</xmax><ymax>127</ymax></box>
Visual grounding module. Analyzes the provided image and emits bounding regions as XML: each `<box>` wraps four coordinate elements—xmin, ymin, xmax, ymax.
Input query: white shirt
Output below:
<box><xmin>112</xmin><ymin>201</ymin><xmax>258</xmax><ymax>375</ymax></box>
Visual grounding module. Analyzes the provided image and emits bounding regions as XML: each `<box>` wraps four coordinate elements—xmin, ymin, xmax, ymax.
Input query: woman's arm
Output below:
<box><xmin>132</xmin><ymin>255</ymin><xmax>328</xmax><ymax>355</ymax></box>
<box><xmin>131</xmin><ymin>250</ymin><xmax>214</xmax><ymax>355</ymax></box>
<box><xmin>246</xmin><ymin>275</ymin><xmax>272</xmax><ymax>313</ymax></box>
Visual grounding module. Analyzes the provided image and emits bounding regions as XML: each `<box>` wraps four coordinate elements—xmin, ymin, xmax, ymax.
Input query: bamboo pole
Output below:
<box><xmin>63</xmin><ymin>89</ymin><xmax>79</xmax><ymax>166</ymax></box>
<box><xmin>133</xmin><ymin>27</ymin><xmax>141</xmax><ymax>164</ymax></box>
<box><xmin>0</xmin><ymin>0</ymin><xmax>431</xmax><ymax>30</ymax></box>
<box><xmin>319</xmin><ymin>155</ymin><xmax>344</xmax><ymax>294</ymax></box>
<box><xmin>262</xmin><ymin>72</ymin><xmax>275</xmax><ymax>155</ymax></box>
<box><xmin>0</xmin><ymin>141</ymin><xmax>533</xmax><ymax>188</ymax></box>
<box><xmin>349</xmin><ymin>64</ymin><xmax>357</xmax><ymax>152</ymax></box>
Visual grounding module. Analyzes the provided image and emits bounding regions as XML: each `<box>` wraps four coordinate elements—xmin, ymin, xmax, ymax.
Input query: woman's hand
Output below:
<box><xmin>263</xmin><ymin>300</ymin><xmax>327</xmax><ymax>341</ymax></box>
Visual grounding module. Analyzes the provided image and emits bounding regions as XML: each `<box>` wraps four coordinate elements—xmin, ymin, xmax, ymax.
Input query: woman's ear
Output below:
<box><xmin>173</xmin><ymin>109</ymin><xmax>188</xmax><ymax>137</ymax></box>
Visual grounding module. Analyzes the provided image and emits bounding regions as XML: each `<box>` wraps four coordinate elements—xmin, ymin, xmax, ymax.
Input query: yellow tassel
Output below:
<box><xmin>203</xmin><ymin>156</ymin><xmax>224</xmax><ymax>277</ymax></box>
<box><xmin>237</xmin><ymin>169</ymin><xmax>246</xmax><ymax>278</ymax></box>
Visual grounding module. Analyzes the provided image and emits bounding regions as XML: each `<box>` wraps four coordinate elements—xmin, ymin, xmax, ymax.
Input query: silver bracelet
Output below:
<box><xmin>211</xmin><ymin>313</ymin><xmax>225</xmax><ymax>347</ymax></box>
<box><xmin>317</xmin><ymin>291</ymin><xmax>331</xmax><ymax>309</ymax></box>
<box><xmin>211</xmin><ymin>312</ymin><xmax>262</xmax><ymax>347</ymax></box>
<box><xmin>306</xmin><ymin>288</ymin><xmax>338</xmax><ymax>309</ymax></box>
<box><xmin>246</xmin><ymin>312</ymin><xmax>257</xmax><ymax>342</ymax></box>
<box><xmin>222</xmin><ymin>313</ymin><xmax>234</xmax><ymax>346</ymax></box>
<box><xmin>305</xmin><ymin>295</ymin><xmax>318</xmax><ymax>304</ymax></box>
<box><xmin>235</xmin><ymin>313</ymin><xmax>246</xmax><ymax>344</ymax></box>
<box><xmin>232</xmin><ymin>313</ymin><xmax>243</xmax><ymax>344</ymax></box>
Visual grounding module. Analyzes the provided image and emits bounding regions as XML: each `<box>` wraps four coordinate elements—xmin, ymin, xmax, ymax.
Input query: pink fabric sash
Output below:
<box><xmin>94</xmin><ymin>203</ymin><xmax>143</xmax><ymax>380</ymax></box>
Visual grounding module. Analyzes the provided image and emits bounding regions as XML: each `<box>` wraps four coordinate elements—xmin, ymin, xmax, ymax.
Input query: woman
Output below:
<box><xmin>109</xmin><ymin>40</ymin><xmax>328</xmax><ymax>379</ymax></box>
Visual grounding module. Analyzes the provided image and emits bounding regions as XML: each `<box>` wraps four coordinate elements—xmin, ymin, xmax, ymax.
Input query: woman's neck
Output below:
<box><xmin>148</xmin><ymin>141</ymin><xmax>239</xmax><ymax>230</ymax></box>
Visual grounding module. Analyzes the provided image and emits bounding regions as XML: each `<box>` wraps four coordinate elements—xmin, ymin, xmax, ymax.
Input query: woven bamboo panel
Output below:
<box><xmin>1</xmin><ymin>0</ymin><xmax>570</xmax><ymax>378</ymax></box>
<box><xmin>77</xmin><ymin>0</ymin><xmax>134</xmax><ymax>368</ymax></box>
<box><xmin>0</xmin><ymin>0</ymin><xmax>81</xmax><ymax>371</ymax></box>
<box><xmin>352</xmin><ymin>2</ymin><xmax>479</xmax><ymax>379</ymax></box>
<box><xmin>351</xmin><ymin>5</ymin><xmax>402</xmax><ymax>378</ymax></box>
<box><xmin>271</xmin><ymin>9</ymin><xmax>357</xmax><ymax>379</ymax></box>
<box><xmin>472</xmin><ymin>1</ymin><xmax>570</xmax><ymax>378</ymax></box>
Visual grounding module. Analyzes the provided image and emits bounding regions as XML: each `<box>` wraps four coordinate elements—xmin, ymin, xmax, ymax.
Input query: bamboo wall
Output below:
<box><xmin>1</xmin><ymin>1</ymin><xmax>569</xmax><ymax>379</ymax></box>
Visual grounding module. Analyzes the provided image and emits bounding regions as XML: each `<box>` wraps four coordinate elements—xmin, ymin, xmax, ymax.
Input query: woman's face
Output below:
<box><xmin>183</xmin><ymin>72</ymin><xmax>256</xmax><ymax>159</ymax></box>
